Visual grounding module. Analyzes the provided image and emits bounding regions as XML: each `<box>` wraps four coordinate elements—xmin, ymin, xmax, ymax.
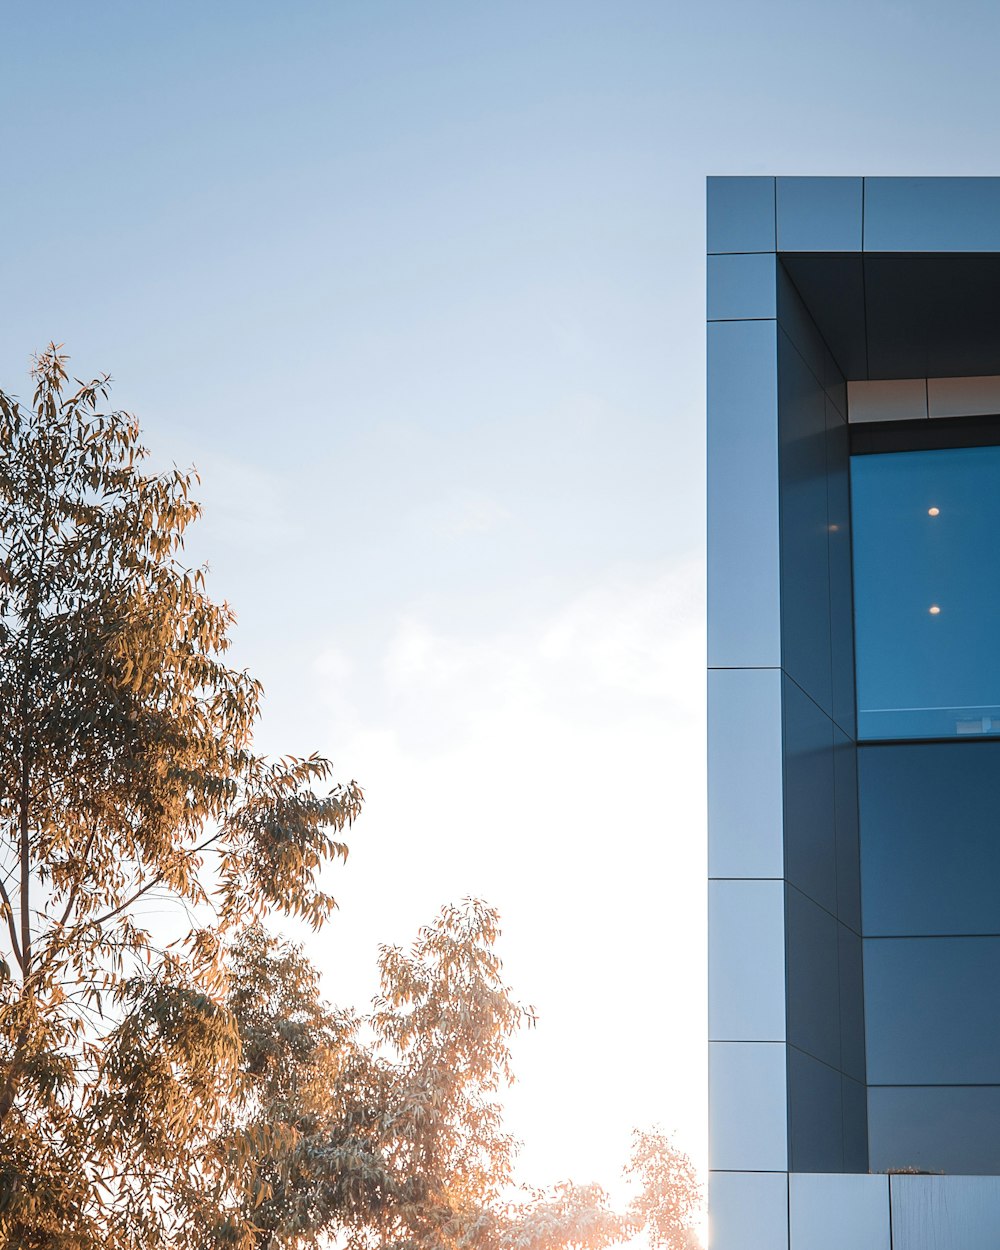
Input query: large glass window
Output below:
<box><xmin>864</xmin><ymin>935</ymin><xmax>1000</xmax><ymax>1085</ymax></box>
<box><xmin>852</xmin><ymin>444</ymin><xmax>1000</xmax><ymax>740</ymax></box>
<box><xmin>868</xmin><ymin>1086</ymin><xmax>1000</xmax><ymax>1175</ymax></box>
<box><xmin>859</xmin><ymin>742</ymin><xmax>1000</xmax><ymax>935</ymax></box>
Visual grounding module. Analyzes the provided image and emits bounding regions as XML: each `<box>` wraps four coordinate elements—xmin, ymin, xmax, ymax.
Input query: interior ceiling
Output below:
<box><xmin>781</xmin><ymin>253</ymin><xmax>1000</xmax><ymax>382</ymax></box>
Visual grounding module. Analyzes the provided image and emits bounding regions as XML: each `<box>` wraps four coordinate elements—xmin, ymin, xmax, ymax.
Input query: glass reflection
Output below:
<box><xmin>852</xmin><ymin>444</ymin><xmax>1000</xmax><ymax>740</ymax></box>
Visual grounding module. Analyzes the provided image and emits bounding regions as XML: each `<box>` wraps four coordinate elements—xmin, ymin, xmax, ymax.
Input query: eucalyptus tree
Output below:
<box><xmin>0</xmin><ymin>345</ymin><xmax>362</xmax><ymax>1248</ymax></box>
<box><xmin>222</xmin><ymin>899</ymin><xmax>535</xmax><ymax>1250</ymax></box>
<box><xmin>0</xmin><ymin>345</ymin><xmax>700</xmax><ymax>1250</ymax></box>
<box><xmin>624</xmin><ymin>1129</ymin><xmax>701</xmax><ymax>1250</ymax></box>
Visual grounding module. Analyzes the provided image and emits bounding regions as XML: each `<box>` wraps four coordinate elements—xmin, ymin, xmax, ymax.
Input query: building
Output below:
<box><xmin>707</xmin><ymin>176</ymin><xmax>1000</xmax><ymax>1249</ymax></box>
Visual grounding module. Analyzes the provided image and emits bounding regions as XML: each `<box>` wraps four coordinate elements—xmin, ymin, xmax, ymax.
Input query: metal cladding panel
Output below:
<box><xmin>864</xmin><ymin>177</ymin><xmax>1000</xmax><ymax>252</ymax></box>
<box><xmin>890</xmin><ymin>1175</ymin><xmax>1000</xmax><ymax>1250</ymax></box>
<box><xmin>862</xmin><ymin>253</ymin><xmax>1000</xmax><ymax>379</ymax></box>
<box><xmin>710</xmin><ymin>1171</ymin><xmax>789</xmax><ymax>1250</ymax></box>
<box><xmin>709</xmin><ymin>1042</ymin><xmax>789</xmax><ymax>1172</ymax></box>
<box><xmin>777</xmin><ymin>264</ymin><xmax>826</xmax><ymax>384</ymax></box>
<box><xmin>709</xmin><ymin>879</ymin><xmax>786</xmax><ymax>1042</ymax></box>
<box><xmin>785</xmin><ymin>886</ymin><xmax>841</xmax><ymax>1071</ymax></box>
<box><xmin>837</xmin><ymin>925</ymin><xmax>865</xmax><ymax>1085</ymax></box>
<box><xmin>777</xmin><ymin>332</ymin><xmax>833</xmax><ymax>715</ymax></box>
<box><xmin>824</xmin><ymin>346</ymin><xmax>847</xmax><ymax>418</ymax></box>
<box><xmin>707</xmin><ymin>318</ymin><xmax>781</xmax><ymax>668</ymax></box>
<box><xmin>789</xmin><ymin>1174</ymin><xmax>889</xmax><ymax>1250</ymax></box>
<box><xmin>826</xmin><ymin>405</ymin><xmax>855</xmax><ymax>738</ymax></box>
<box><xmin>708</xmin><ymin>252</ymin><xmax>778</xmax><ymax>321</ymax></box>
<box><xmin>832</xmin><ymin>730</ymin><xmax>861</xmax><ymax>932</ymax></box>
<box><xmin>707</xmin><ymin>667</ymin><xmax>784</xmax><ymax>879</ymax></box>
<box><xmin>781</xmin><ymin>677</ymin><xmax>837</xmax><ymax>916</ymax></box>
<box><xmin>847</xmin><ymin>378</ymin><xmax>928</xmax><ymax>422</ymax></box>
<box><xmin>777</xmin><ymin>177</ymin><xmax>863</xmax><ymax>253</ymax></box>
<box><xmin>779</xmin><ymin>253</ymin><xmax>867</xmax><ymax>378</ymax></box>
<box><xmin>787</xmin><ymin>1045</ymin><xmax>843</xmax><ymax>1173</ymax></box>
<box><xmin>842</xmin><ymin>1075</ymin><xmax>868</xmax><ymax>1174</ymax></box>
<box><xmin>928</xmin><ymin>373</ymin><xmax>1000</xmax><ymax>418</ymax></box>
<box><xmin>707</xmin><ymin>176</ymin><xmax>776</xmax><ymax>254</ymax></box>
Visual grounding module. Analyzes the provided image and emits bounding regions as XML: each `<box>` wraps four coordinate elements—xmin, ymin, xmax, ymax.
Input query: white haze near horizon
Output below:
<box><xmin>187</xmin><ymin>451</ymin><xmax>708</xmax><ymax>1206</ymax></box>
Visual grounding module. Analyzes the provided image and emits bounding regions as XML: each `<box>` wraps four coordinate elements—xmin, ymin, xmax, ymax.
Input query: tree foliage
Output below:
<box><xmin>624</xmin><ymin>1129</ymin><xmax>701</xmax><ymax>1250</ymax></box>
<box><xmin>0</xmin><ymin>346</ymin><xmax>702</xmax><ymax>1250</ymax></box>
<box><xmin>489</xmin><ymin>1130</ymin><xmax>701</xmax><ymax>1250</ymax></box>
<box><xmin>497</xmin><ymin>1181</ymin><xmax>625</xmax><ymax>1250</ymax></box>
<box><xmin>219</xmin><ymin>915</ymin><xmax>702</xmax><ymax>1250</ymax></box>
<box><xmin>220</xmin><ymin>898</ymin><xmax>533</xmax><ymax>1250</ymax></box>
<box><xmin>0</xmin><ymin>346</ymin><xmax>362</xmax><ymax>1248</ymax></box>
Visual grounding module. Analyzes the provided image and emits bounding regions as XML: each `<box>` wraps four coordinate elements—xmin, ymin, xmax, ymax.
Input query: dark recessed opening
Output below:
<box><xmin>782</xmin><ymin>252</ymin><xmax>1000</xmax><ymax>381</ymax></box>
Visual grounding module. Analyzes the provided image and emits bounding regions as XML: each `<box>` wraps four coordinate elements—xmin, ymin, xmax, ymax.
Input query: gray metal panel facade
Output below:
<box><xmin>707</xmin><ymin>176</ymin><xmax>1000</xmax><ymax>1247</ymax></box>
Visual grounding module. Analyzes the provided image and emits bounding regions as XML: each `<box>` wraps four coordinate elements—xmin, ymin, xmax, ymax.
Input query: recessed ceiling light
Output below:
<box><xmin>928</xmin><ymin>507</ymin><xmax>940</xmax><ymax>516</ymax></box>
<box><xmin>929</xmin><ymin>605</ymin><xmax>942</xmax><ymax>615</ymax></box>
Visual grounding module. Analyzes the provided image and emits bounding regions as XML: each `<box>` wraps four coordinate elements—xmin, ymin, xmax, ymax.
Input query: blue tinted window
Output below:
<box><xmin>859</xmin><ymin>742</ymin><xmax>1000</xmax><ymax>936</ymax></box>
<box><xmin>868</xmin><ymin>1086</ymin><xmax>1000</xmax><ymax>1175</ymax></box>
<box><xmin>864</xmin><ymin>937</ymin><xmax>1000</xmax><ymax>1085</ymax></box>
<box><xmin>852</xmin><ymin>445</ymin><xmax>1000</xmax><ymax>739</ymax></box>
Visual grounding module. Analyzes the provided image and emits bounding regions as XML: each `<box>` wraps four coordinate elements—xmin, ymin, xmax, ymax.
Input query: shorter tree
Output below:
<box><xmin>221</xmin><ymin>899</ymin><xmax>535</xmax><ymax>1250</ymax></box>
<box><xmin>491</xmin><ymin>1129</ymin><xmax>702</xmax><ymax>1250</ymax></box>
<box><xmin>625</xmin><ymin>1128</ymin><xmax>701</xmax><ymax>1250</ymax></box>
<box><xmin>220</xmin><ymin>907</ymin><xmax>703</xmax><ymax>1250</ymax></box>
<box><xmin>499</xmin><ymin>1182</ymin><xmax>625</xmax><ymax>1250</ymax></box>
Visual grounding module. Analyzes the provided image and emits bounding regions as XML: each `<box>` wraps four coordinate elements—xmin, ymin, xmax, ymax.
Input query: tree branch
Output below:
<box><xmin>86</xmin><ymin>827</ymin><xmax>226</xmax><ymax>930</ymax></box>
<box><xmin>55</xmin><ymin>829</ymin><xmax>98</xmax><ymax>931</ymax></box>
<box><xmin>0</xmin><ymin>872</ymin><xmax>24</xmax><ymax>971</ymax></box>
<box><xmin>17</xmin><ymin>460</ymin><xmax>56</xmax><ymax>978</ymax></box>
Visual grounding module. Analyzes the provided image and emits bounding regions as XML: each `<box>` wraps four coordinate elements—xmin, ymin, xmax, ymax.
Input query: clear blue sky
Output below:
<box><xmin>4</xmin><ymin>0</ymin><xmax>1000</xmax><ymax>1221</ymax></box>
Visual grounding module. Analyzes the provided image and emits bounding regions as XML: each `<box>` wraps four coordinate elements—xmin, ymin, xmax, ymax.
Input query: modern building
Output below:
<box><xmin>707</xmin><ymin>176</ymin><xmax>1000</xmax><ymax>1249</ymax></box>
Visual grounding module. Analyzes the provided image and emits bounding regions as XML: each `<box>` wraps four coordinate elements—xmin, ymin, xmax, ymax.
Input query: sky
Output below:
<box><xmin>4</xmin><ymin>0</ymin><xmax>1000</xmax><ymax>1233</ymax></box>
